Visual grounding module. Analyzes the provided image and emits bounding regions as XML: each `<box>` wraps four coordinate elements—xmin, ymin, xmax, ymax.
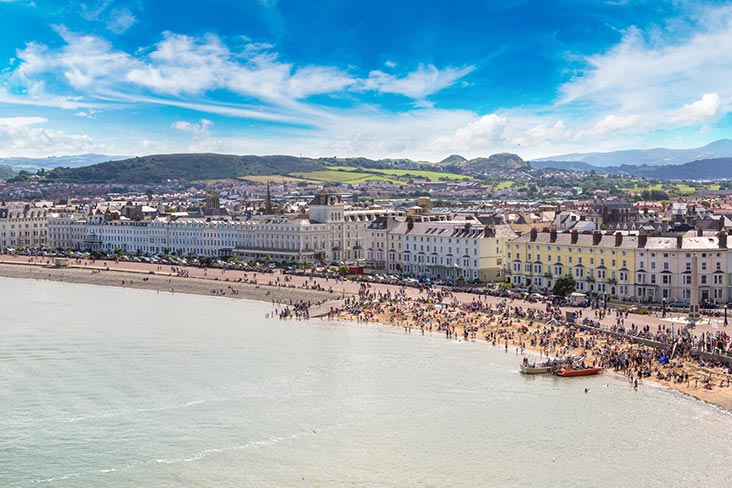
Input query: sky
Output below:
<box><xmin>1</xmin><ymin>0</ymin><xmax>732</xmax><ymax>161</ymax></box>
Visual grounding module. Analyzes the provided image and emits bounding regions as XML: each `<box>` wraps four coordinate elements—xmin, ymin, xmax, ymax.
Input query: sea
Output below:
<box><xmin>1</xmin><ymin>277</ymin><xmax>732</xmax><ymax>488</ymax></box>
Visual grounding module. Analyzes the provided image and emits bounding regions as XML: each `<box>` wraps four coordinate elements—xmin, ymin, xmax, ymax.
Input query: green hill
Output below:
<box><xmin>45</xmin><ymin>153</ymin><xmax>327</xmax><ymax>184</ymax></box>
<box><xmin>461</xmin><ymin>153</ymin><xmax>530</xmax><ymax>171</ymax></box>
<box><xmin>42</xmin><ymin>153</ymin><xmax>476</xmax><ymax>184</ymax></box>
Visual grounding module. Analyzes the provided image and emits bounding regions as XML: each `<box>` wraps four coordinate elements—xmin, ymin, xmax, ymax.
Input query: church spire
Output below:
<box><xmin>265</xmin><ymin>180</ymin><xmax>273</xmax><ymax>215</ymax></box>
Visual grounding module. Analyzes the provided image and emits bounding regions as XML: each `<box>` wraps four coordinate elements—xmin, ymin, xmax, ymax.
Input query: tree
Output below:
<box><xmin>553</xmin><ymin>275</ymin><xmax>577</xmax><ymax>297</ymax></box>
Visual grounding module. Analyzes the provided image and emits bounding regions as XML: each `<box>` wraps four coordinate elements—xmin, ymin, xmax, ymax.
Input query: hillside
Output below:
<box><xmin>440</xmin><ymin>154</ymin><xmax>468</xmax><ymax>165</ymax></box>
<box><xmin>529</xmin><ymin>160</ymin><xmax>599</xmax><ymax>172</ymax></box>
<box><xmin>42</xmin><ymin>153</ymin><xmax>481</xmax><ymax>184</ymax></box>
<box><xmin>44</xmin><ymin>153</ymin><xmax>327</xmax><ymax>184</ymax></box>
<box><xmin>459</xmin><ymin>153</ymin><xmax>530</xmax><ymax>172</ymax></box>
<box><xmin>0</xmin><ymin>164</ymin><xmax>16</xmax><ymax>179</ymax></box>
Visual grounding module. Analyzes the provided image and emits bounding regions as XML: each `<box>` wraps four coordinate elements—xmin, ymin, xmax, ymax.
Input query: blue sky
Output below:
<box><xmin>1</xmin><ymin>0</ymin><xmax>731</xmax><ymax>160</ymax></box>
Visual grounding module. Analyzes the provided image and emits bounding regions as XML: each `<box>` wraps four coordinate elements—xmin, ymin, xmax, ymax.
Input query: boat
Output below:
<box><xmin>520</xmin><ymin>362</ymin><xmax>553</xmax><ymax>374</ymax></box>
<box><xmin>554</xmin><ymin>366</ymin><xmax>603</xmax><ymax>377</ymax></box>
<box><xmin>520</xmin><ymin>357</ymin><xmax>553</xmax><ymax>374</ymax></box>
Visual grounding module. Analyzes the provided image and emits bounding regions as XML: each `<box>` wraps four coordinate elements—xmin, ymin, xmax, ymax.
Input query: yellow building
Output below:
<box><xmin>506</xmin><ymin>228</ymin><xmax>637</xmax><ymax>301</ymax></box>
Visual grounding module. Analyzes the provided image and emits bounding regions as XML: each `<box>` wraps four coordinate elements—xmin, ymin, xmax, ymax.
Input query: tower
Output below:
<box><xmin>265</xmin><ymin>181</ymin><xmax>273</xmax><ymax>215</ymax></box>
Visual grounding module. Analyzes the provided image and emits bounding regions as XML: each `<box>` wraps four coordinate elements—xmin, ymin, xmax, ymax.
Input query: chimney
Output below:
<box><xmin>550</xmin><ymin>228</ymin><xmax>558</xmax><ymax>243</ymax></box>
<box><xmin>677</xmin><ymin>235</ymin><xmax>683</xmax><ymax>249</ymax></box>
<box><xmin>719</xmin><ymin>230</ymin><xmax>727</xmax><ymax>249</ymax></box>
<box><xmin>530</xmin><ymin>227</ymin><xmax>538</xmax><ymax>242</ymax></box>
<box><xmin>615</xmin><ymin>232</ymin><xmax>623</xmax><ymax>247</ymax></box>
<box><xmin>571</xmin><ymin>229</ymin><xmax>579</xmax><ymax>244</ymax></box>
<box><xmin>638</xmin><ymin>234</ymin><xmax>647</xmax><ymax>248</ymax></box>
<box><xmin>697</xmin><ymin>227</ymin><xmax>704</xmax><ymax>237</ymax></box>
<box><xmin>407</xmin><ymin>216</ymin><xmax>414</xmax><ymax>231</ymax></box>
<box><xmin>592</xmin><ymin>231</ymin><xmax>602</xmax><ymax>246</ymax></box>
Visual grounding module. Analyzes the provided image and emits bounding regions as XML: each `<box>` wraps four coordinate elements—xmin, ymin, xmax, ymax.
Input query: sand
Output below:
<box><xmin>0</xmin><ymin>262</ymin><xmax>341</xmax><ymax>311</ymax></box>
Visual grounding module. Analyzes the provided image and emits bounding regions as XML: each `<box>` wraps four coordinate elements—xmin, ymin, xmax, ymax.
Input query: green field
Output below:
<box><xmin>324</xmin><ymin>166</ymin><xmax>473</xmax><ymax>181</ymax></box>
<box><xmin>291</xmin><ymin>170</ymin><xmax>405</xmax><ymax>185</ymax></box>
<box><xmin>495</xmin><ymin>180</ymin><xmax>514</xmax><ymax>190</ymax></box>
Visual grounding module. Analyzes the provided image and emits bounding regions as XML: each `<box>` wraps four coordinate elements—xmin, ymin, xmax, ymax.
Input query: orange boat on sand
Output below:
<box><xmin>555</xmin><ymin>366</ymin><xmax>603</xmax><ymax>377</ymax></box>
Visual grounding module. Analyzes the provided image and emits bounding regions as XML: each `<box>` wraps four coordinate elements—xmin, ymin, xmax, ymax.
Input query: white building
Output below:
<box><xmin>386</xmin><ymin>218</ymin><xmax>515</xmax><ymax>283</ymax></box>
<box><xmin>637</xmin><ymin>231</ymin><xmax>727</xmax><ymax>304</ymax></box>
<box><xmin>47</xmin><ymin>212</ymin><xmax>88</xmax><ymax>250</ymax></box>
<box><xmin>47</xmin><ymin>192</ymin><xmax>399</xmax><ymax>263</ymax></box>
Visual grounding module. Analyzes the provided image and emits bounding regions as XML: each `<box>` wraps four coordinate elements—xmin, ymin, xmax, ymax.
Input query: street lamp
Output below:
<box><xmin>662</xmin><ymin>298</ymin><xmax>666</xmax><ymax>318</ymax></box>
<box><xmin>725</xmin><ymin>304</ymin><xmax>728</xmax><ymax>327</ymax></box>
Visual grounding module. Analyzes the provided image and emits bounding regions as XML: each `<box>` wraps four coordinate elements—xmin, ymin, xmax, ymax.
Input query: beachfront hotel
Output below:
<box><xmin>47</xmin><ymin>192</ymin><xmax>401</xmax><ymax>264</ymax></box>
<box><xmin>507</xmin><ymin>228</ymin><xmax>731</xmax><ymax>304</ymax></box>
<box><xmin>0</xmin><ymin>203</ymin><xmax>49</xmax><ymax>249</ymax></box>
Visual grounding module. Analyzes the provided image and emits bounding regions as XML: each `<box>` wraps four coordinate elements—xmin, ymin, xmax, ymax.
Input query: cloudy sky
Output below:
<box><xmin>1</xmin><ymin>0</ymin><xmax>731</xmax><ymax>160</ymax></box>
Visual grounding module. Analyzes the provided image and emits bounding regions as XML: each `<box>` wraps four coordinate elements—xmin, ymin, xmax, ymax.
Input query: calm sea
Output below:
<box><xmin>1</xmin><ymin>277</ymin><xmax>731</xmax><ymax>487</ymax></box>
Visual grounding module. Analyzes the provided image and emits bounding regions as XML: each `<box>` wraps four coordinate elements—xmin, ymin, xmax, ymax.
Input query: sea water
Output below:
<box><xmin>1</xmin><ymin>277</ymin><xmax>731</xmax><ymax>487</ymax></box>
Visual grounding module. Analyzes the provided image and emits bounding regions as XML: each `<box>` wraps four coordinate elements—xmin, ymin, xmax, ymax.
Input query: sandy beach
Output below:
<box><xmin>2</xmin><ymin>255</ymin><xmax>732</xmax><ymax>413</ymax></box>
<box><xmin>0</xmin><ymin>261</ymin><xmax>340</xmax><ymax>311</ymax></box>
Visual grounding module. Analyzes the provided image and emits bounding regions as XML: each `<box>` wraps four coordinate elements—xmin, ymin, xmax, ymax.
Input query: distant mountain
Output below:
<box><xmin>632</xmin><ymin>158</ymin><xmax>732</xmax><ymax>180</ymax></box>
<box><xmin>534</xmin><ymin>139</ymin><xmax>732</xmax><ymax>167</ymax></box>
<box><xmin>44</xmin><ymin>153</ymin><xmax>328</xmax><ymax>184</ymax></box>
<box><xmin>0</xmin><ymin>154</ymin><xmax>128</xmax><ymax>171</ymax></box>
<box><xmin>533</xmin><ymin>157</ymin><xmax>732</xmax><ymax>180</ymax></box>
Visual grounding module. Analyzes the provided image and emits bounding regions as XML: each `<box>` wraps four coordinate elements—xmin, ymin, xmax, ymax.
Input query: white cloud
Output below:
<box><xmin>362</xmin><ymin>64</ymin><xmax>475</xmax><ymax>100</ymax></box>
<box><xmin>669</xmin><ymin>93</ymin><xmax>722</xmax><ymax>125</ymax></box>
<box><xmin>107</xmin><ymin>8</ymin><xmax>137</xmax><ymax>34</ymax></box>
<box><xmin>0</xmin><ymin>116</ymin><xmax>96</xmax><ymax>157</ymax></box>
<box><xmin>0</xmin><ymin>116</ymin><xmax>48</xmax><ymax>127</ymax></box>
<box><xmin>560</xmin><ymin>5</ymin><xmax>732</xmax><ymax>118</ymax></box>
<box><xmin>80</xmin><ymin>1</ymin><xmax>136</xmax><ymax>34</ymax></box>
<box><xmin>172</xmin><ymin>118</ymin><xmax>223</xmax><ymax>152</ymax></box>
<box><xmin>590</xmin><ymin>113</ymin><xmax>643</xmax><ymax>134</ymax></box>
<box><xmin>429</xmin><ymin>113</ymin><xmax>509</xmax><ymax>152</ymax></box>
<box><xmin>172</xmin><ymin>118</ymin><xmax>213</xmax><ymax>138</ymax></box>
<box><xmin>15</xmin><ymin>26</ymin><xmax>136</xmax><ymax>91</ymax></box>
<box><xmin>74</xmin><ymin>109</ymin><xmax>99</xmax><ymax>118</ymax></box>
<box><xmin>12</xmin><ymin>29</ymin><xmax>472</xmax><ymax>110</ymax></box>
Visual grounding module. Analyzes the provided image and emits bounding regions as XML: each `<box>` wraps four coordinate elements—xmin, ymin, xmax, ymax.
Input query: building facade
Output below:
<box><xmin>0</xmin><ymin>204</ymin><xmax>48</xmax><ymax>249</ymax></box>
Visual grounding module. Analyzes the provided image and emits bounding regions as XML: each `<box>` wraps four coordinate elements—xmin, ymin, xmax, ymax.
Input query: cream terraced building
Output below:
<box><xmin>378</xmin><ymin>219</ymin><xmax>516</xmax><ymax>283</ymax></box>
<box><xmin>0</xmin><ymin>204</ymin><xmax>48</xmax><ymax>249</ymax></box>
<box><xmin>506</xmin><ymin>228</ymin><xmax>731</xmax><ymax>304</ymax></box>
<box><xmin>636</xmin><ymin>232</ymin><xmax>728</xmax><ymax>304</ymax></box>
<box><xmin>46</xmin><ymin>192</ymin><xmax>398</xmax><ymax>263</ymax></box>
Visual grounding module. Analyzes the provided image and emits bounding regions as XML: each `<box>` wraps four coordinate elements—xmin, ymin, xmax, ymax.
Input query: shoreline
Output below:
<box><xmin>3</xmin><ymin>259</ymin><xmax>732</xmax><ymax>413</ymax></box>
<box><xmin>0</xmin><ymin>262</ymin><xmax>343</xmax><ymax>313</ymax></box>
<box><xmin>332</xmin><ymin>292</ymin><xmax>732</xmax><ymax>413</ymax></box>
